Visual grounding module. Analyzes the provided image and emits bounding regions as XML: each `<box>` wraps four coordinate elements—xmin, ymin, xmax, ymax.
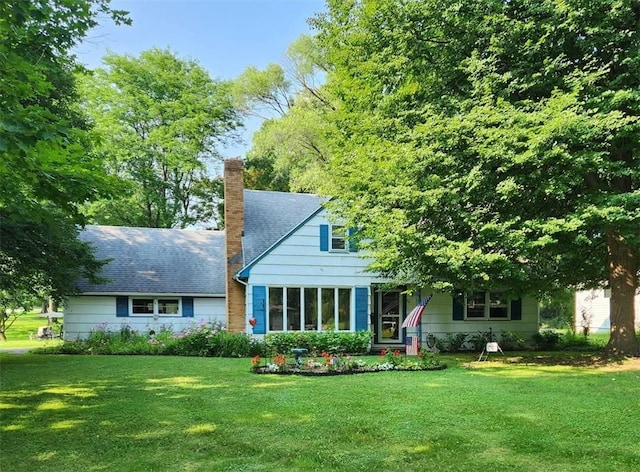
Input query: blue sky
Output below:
<box><xmin>76</xmin><ymin>0</ymin><xmax>326</xmax><ymax>158</ymax></box>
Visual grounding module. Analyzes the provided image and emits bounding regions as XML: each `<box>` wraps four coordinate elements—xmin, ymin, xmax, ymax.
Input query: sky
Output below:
<box><xmin>75</xmin><ymin>0</ymin><xmax>326</xmax><ymax>159</ymax></box>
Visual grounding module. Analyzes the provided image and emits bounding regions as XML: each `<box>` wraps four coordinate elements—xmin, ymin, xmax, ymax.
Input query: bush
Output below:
<box><xmin>53</xmin><ymin>320</ymin><xmax>268</xmax><ymax>357</ymax></box>
<box><xmin>265</xmin><ymin>331</ymin><xmax>372</xmax><ymax>356</ymax></box>
<box><xmin>532</xmin><ymin>330</ymin><xmax>562</xmax><ymax>350</ymax></box>
<box><xmin>443</xmin><ymin>333</ymin><xmax>468</xmax><ymax>352</ymax></box>
<box><xmin>499</xmin><ymin>330</ymin><xmax>526</xmax><ymax>351</ymax></box>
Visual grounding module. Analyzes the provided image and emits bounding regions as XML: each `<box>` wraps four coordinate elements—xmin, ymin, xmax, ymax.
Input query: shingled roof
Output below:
<box><xmin>77</xmin><ymin>225</ymin><xmax>225</xmax><ymax>295</ymax></box>
<box><xmin>242</xmin><ymin>189</ymin><xmax>323</xmax><ymax>266</ymax></box>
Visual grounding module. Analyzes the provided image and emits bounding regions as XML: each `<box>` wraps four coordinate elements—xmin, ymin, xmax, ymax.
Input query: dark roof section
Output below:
<box><xmin>77</xmin><ymin>225</ymin><xmax>226</xmax><ymax>295</ymax></box>
<box><xmin>242</xmin><ymin>189</ymin><xmax>323</xmax><ymax>266</ymax></box>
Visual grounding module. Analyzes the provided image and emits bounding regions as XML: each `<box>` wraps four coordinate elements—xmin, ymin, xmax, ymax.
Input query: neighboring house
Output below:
<box><xmin>574</xmin><ymin>289</ymin><xmax>640</xmax><ymax>334</ymax></box>
<box><xmin>65</xmin><ymin>159</ymin><xmax>539</xmax><ymax>348</ymax></box>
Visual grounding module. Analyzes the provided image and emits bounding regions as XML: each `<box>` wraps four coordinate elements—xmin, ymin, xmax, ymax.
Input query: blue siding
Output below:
<box><xmin>355</xmin><ymin>286</ymin><xmax>369</xmax><ymax>331</ymax></box>
<box><xmin>319</xmin><ymin>224</ymin><xmax>329</xmax><ymax>251</ymax></box>
<box><xmin>253</xmin><ymin>286</ymin><xmax>267</xmax><ymax>334</ymax></box>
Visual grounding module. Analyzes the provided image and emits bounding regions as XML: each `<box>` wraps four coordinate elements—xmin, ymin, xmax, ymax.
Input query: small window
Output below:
<box><xmin>331</xmin><ymin>225</ymin><xmax>347</xmax><ymax>251</ymax></box>
<box><xmin>464</xmin><ymin>292</ymin><xmax>510</xmax><ymax>320</ymax></box>
<box><xmin>131</xmin><ymin>298</ymin><xmax>180</xmax><ymax>316</ymax></box>
<box><xmin>466</xmin><ymin>292</ymin><xmax>486</xmax><ymax>318</ymax></box>
<box><xmin>132</xmin><ymin>298</ymin><xmax>154</xmax><ymax>315</ymax></box>
<box><xmin>489</xmin><ymin>292</ymin><xmax>508</xmax><ymax>318</ymax></box>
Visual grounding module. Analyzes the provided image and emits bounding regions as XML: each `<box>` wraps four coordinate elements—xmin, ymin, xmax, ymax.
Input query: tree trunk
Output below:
<box><xmin>605</xmin><ymin>231</ymin><xmax>639</xmax><ymax>356</ymax></box>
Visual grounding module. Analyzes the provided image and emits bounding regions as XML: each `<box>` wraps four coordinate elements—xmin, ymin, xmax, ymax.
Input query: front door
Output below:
<box><xmin>377</xmin><ymin>290</ymin><xmax>403</xmax><ymax>344</ymax></box>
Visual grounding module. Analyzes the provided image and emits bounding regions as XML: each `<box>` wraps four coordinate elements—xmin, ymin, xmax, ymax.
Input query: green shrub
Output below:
<box><xmin>443</xmin><ymin>333</ymin><xmax>468</xmax><ymax>352</ymax></box>
<box><xmin>55</xmin><ymin>321</ymin><xmax>268</xmax><ymax>357</ymax></box>
<box><xmin>499</xmin><ymin>330</ymin><xmax>526</xmax><ymax>351</ymax></box>
<box><xmin>265</xmin><ymin>331</ymin><xmax>372</xmax><ymax>356</ymax></box>
<box><xmin>532</xmin><ymin>330</ymin><xmax>562</xmax><ymax>350</ymax></box>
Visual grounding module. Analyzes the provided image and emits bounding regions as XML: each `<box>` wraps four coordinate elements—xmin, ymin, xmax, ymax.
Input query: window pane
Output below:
<box><xmin>158</xmin><ymin>299</ymin><xmax>179</xmax><ymax>314</ymax></box>
<box><xmin>331</xmin><ymin>225</ymin><xmax>346</xmax><ymax>250</ymax></box>
<box><xmin>466</xmin><ymin>292</ymin><xmax>485</xmax><ymax>318</ymax></box>
<box><xmin>288</xmin><ymin>288</ymin><xmax>301</xmax><ymax>331</ymax></box>
<box><xmin>132</xmin><ymin>298</ymin><xmax>154</xmax><ymax>314</ymax></box>
<box><xmin>304</xmin><ymin>288</ymin><xmax>318</xmax><ymax>330</ymax></box>
<box><xmin>338</xmin><ymin>288</ymin><xmax>351</xmax><ymax>330</ymax></box>
<box><xmin>381</xmin><ymin>291</ymin><xmax>399</xmax><ymax>315</ymax></box>
<box><xmin>489</xmin><ymin>292</ymin><xmax>508</xmax><ymax>318</ymax></box>
<box><xmin>321</xmin><ymin>288</ymin><xmax>335</xmax><ymax>330</ymax></box>
<box><xmin>269</xmin><ymin>287</ymin><xmax>284</xmax><ymax>331</ymax></box>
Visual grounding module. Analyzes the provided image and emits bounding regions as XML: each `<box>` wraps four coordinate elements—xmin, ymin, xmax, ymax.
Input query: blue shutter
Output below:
<box><xmin>348</xmin><ymin>228</ymin><xmax>358</xmax><ymax>252</ymax></box>
<box><xmin>452</xmin><ymin>293</ymin><xmax>465</xmax><ymax>320</ymax></box>
<box><xmin>252</xmin><ymin>286</ymin><xmax>267</xmax><ymax>334</ymax></box>
<box><xmin>319</xmin><ymin>224</ymin><xmax>329</xmax><ymax>251</ymax></box>
<box><xmin>355</xmin><ymin>287</ymin><xmax>369</xmax><ymax>331</ymax></box>
<box><xmin>511</xmin><ymin>298</ymin><xmax>522</xmax><ymax>320</ymax></box>
<box><xmin>182</xmin><ymin>297</ymin><xmax>194</xmax><ymax>317</ymax></box>
<box><xmin>116</xmin><ymin>297</ymin><xmax>129</xmax><ymax>317</ymax></box>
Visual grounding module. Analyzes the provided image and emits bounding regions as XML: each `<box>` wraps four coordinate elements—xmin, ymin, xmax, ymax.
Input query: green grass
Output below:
<box><xmin>1</xmin><ymin>353</ymin><xmax>639</xmax><ymax>471</ymax></box>
<box><xmin>0</xmin><ymin>311</ymin><xmax>62</xmax><ymax>349</ymax></box>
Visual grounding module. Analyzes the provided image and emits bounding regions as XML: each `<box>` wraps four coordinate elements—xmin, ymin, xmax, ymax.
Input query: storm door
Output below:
<box><xmin>377</xmin><ymin>290</ymin><xmax>402</xmax><ymax>343</ymax></box>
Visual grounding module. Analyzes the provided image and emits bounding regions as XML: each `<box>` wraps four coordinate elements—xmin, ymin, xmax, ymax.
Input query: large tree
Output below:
<box><xmin>233</xmin><ymin>35</ymin><xmax>334</xmax><ymax>192</ymax></box>
<box><xmin>80</xmin><ymin>48</ymin><xmax>241</xmax><ymax>228</ymax></box>
<box><xmin>0</xmin><ymin>0</ymin><xmax>127</xmax><ymax>339</ymax></box>
<box><xmin>313</xmin><ymin>0</ymin><xmax>640</xmax><ymax>355</ymax></box>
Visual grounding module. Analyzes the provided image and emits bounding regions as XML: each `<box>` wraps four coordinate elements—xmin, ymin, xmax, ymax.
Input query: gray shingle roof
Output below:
<box><xmin>77</xmin><ymin>225</ymin><xmax>225</xmax><ymax>295</ymax></box>
<box><xmin>242</xmin><ymin>189</ymin><xmax>323</xmax><ymax>266</ymax></box>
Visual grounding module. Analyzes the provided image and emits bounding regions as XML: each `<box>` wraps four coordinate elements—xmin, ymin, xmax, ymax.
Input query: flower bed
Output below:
<box><xmin>250</xmin><ymin>348</ymin><xmax>447</xmax><ymax>375</ymax></box>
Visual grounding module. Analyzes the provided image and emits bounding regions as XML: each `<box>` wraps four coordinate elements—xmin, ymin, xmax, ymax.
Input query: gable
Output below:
<box><xmin>242</xmin><ymin>189</ymin><xmax>324</xmax><ymax>267</ymax></box>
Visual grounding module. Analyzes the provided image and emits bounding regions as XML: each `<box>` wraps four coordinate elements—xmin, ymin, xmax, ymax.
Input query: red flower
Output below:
<box><xmin>380</xmin><ymin>349</ymin><xmax>387</xmax><ymax>356</ymax></box>
<box><xmin>393</xmin><ymin>350</ymin><xmax>401</xmax><ymax>356</ymax></box>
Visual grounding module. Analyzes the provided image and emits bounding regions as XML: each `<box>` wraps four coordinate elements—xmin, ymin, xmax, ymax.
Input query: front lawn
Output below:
<box><xmin>1</xmin><ymin>353</ymin><xmax>639</xmax><ymax>471</ymax></box>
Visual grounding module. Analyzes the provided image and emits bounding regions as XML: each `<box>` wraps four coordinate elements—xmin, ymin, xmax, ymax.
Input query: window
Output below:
<box><xmin>131</xmin><ymin>298</ymin><xmax>180</xmax><ymax>316</ymax></box>
<box><xmin>465</xmin><ymin>292</ymin><xmax>509</xmax><ymax>320</ymax></box>
<box><xmin>267</xmin><ymin>286</ymin><xmax>352</xmax><ymax>332</ymax></box>
<box><xmin>330</xmin><ymin>225</ymin><xmax>347</xmax><ymax>251</ymax></box>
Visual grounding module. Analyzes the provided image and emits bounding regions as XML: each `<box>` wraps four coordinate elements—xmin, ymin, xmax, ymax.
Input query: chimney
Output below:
<box><xmin>224</xmin><ymin>158</ymin><xmax>246</xmax><ymax>333</ymax></box>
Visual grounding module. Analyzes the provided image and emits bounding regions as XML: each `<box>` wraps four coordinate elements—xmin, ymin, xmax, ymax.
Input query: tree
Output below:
<box><xmin>0</xmin><ymin>0</ymin><xmax>127</xmax><ymax>340</ymax></box>
<box><xmin>313</xmin><ymin>0</ymin><xmax>640</xmax><ymax>355</ymax></box>
<box><xmin>80</xmin><ymin>48</ymin><xmax>241</xmax><ymax>228</ymax></box>
<box><xmin>233</xmin><ymin>35</ymin><xmax>334</xmax><ymax>192</ymax></box>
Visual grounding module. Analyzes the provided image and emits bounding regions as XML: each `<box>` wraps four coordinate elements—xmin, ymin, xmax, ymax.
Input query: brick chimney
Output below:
<box><xmin>224</xmin><ymin>158</ymin><xmax>246</xmax><ymax>332</ymax></box>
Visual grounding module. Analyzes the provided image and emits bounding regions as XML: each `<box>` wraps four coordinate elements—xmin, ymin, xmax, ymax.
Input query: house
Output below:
<box><xmin>574</xmin><ymin>289</ymin><xmax>640</xmax><ymax>334</ymax></box>
<box><xmin>64</xmin><ymin>159</ymin><xmax>540</xmax><ymax>348</ymax></box>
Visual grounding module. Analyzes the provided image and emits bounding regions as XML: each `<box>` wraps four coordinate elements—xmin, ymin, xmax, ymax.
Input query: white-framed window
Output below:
<box><xmin>330</xmin><ymin>225</ymin><xmax>348</xmax><ymax>251</ymax></box>
<box><xmin>131</xmin><ymin>298</ymin><xmax>180</xmax><ymax>316</ymax></box>
<box><xmin>268</xmin><ymin>286</ymin><xmax>352</xmax><ymax>332</ymax></box>
<box><xmin>465</xmin><ymin>292</ymin><xmax>509</xmax><ymax>320</ymax></box>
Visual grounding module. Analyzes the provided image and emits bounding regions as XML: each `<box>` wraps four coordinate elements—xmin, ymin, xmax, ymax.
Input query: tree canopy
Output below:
<box><xmin>313</xmin><ymin>0</ymin><xmax>640</xmax><ymax>354</ymax></box>
<box><xmin>0</xmin><ymin>0</ymin><xmax>128</xmax><ymax>338</ymax></box>
<box><xmin>234</xmin><ymin>35</ymin><xmax>334</xmax><ymax>192</ymax></box>
<box><xmin>80</xmin><ymin>48</ymin><xmax>241</xmax><ymax>229</ymax></box>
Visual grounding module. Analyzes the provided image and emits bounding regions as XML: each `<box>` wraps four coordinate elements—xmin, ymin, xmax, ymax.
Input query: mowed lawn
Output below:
<box><xmin>1</xmin><ymin>353</ymin><xmax>639</xmax><ymax>472</ymax></box>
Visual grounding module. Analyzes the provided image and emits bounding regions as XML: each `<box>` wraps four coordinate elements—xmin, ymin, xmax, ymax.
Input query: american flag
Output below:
<box><xmin>401</xmin><ymin>295</ymin><xmax>433</xmax><ymax>328</ymax></box>
<box><xmin>405</xmin><ymin>335</ymin><xmax>419</xmax><ymax>356</ymax></box>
